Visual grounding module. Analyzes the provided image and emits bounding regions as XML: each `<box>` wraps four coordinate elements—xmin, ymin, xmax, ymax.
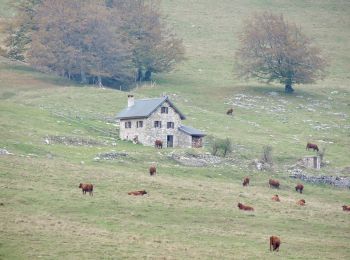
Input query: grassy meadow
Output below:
<box><xmin>0</xmin><ymin>0</ymin><xmax>350</xmax><ymax>259</ymax></box>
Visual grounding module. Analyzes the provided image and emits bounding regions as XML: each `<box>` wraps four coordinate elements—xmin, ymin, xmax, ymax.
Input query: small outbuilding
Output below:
<box><xmin>302</xmin><ymin>156</ymin><xmax>321</xmax><ymax>169</ymax></box>
<box><xmin>116</xmin><ymin>95</ymin><xmax>205</xmax><ymax>148</ymax></box>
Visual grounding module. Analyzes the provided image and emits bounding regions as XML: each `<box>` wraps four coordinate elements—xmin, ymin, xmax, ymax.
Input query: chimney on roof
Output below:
<box><xmin>128</xmin><ymin>95</ymin><xmax>134</xmax><ymax>107</ymax></box>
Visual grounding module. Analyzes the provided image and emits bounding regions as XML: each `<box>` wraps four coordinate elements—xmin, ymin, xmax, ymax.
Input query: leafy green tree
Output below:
<box><xmin>235</xmin><ymin>12</ymin><xmax>327</xmax><ymax>93</ymax></box>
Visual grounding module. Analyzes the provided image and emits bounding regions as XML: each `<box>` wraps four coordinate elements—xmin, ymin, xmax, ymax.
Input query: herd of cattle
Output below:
<box><xmin>77</xmin><ymin>141</ymin><xmax>349</xmax><ymax>253</ymax></box>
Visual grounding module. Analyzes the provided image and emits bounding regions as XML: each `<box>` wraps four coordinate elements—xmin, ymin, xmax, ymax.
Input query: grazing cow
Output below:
<box><xmin>270</xmin><ymin>236</ymin><xmax>281</xmax><ymax>252</ymax></box>
<box><xmin>271</xmin><ymin>194</ymin><xmax>280</xmax><ymax>202</ymax></box>
<box><xmin>295</xmin><ymin>184</ymin><xmax>304</xmax><ymax>194</ymax></box>
<box><xmin>79</xmin><ymin>183</ymin><xmax>93</xmax><ymax>196</ymax></box>
<box><xmin>226</xmin><ymin>108</ymin><xmax>233</xmax><ymax>115</ymax></box>
<box><xmin>128</xmin><ymin>190</ymin><xmax>147</xmax><ymax>196</ymax></box>
<box><xmin>155</xmin><ymin>140</ymin><xmax>163</xmax><ymax>149</ymax></box>
<box><xmin>342</xmin><ymin>205</ymin><xmax>350</xmax><ymax>211</ymax></box>
<box><xmin>297</xmin><ymin>199</ymin><xmax>306</xmax><ymax>206</ymax></box>
<box><xmin>149</xmin><ymin>166</ymin><xmax>156</xmax><ymax>176</ymax></box>
<box><xmin>306</xmin><ymin>142</ymin><xmax>319</xmax><ymax>152</ymax></box>
<box><xmin>242</xmin><ymin>177</ymin><xmax>250</xmax><ymax>187</ymax></box>
<box><xmin>269</xmin><ymin>179</ymin><xmax>280</xmax><ymax>189</ymax></box>
<box><xmin>237</xmin><ymin>202</ymin><xmax>254</xmax><ymax>211</ymax></box>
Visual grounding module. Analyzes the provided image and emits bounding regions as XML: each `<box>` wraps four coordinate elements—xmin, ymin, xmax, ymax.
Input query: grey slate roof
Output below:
<box><xmin>116</xmin><ymin>96</ymin><xmax>186</xmax><ymax>120</ymax></box>
<box><xmin>179</xmin><ymin>125</ymin><xmax>206</xmax><ymax>137</ymax></box>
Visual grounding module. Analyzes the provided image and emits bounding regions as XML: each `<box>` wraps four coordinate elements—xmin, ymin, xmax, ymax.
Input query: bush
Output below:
<box><xmin>206</xmin><ymin>136</ymin><xmax>232</xmax><ymax>157</ymax></box>
<box><xmin>261</xmin><ymin>145</ymin><xmax>273</xmax><ymax>165</ymax></box>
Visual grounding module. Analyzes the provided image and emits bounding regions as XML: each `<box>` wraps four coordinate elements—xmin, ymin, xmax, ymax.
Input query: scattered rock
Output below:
<box><xmin>44</xmin><ymin>135</ymin><xmax>103</xmax><ymax>146</ymax></box>
<box><xmin>0</xmin><ymin>149</ymin><xmax>12</xmax><ymax>155</ymax></box>
<box><xmin>251</xmin><ymin>159</ymin><xmax>272</xmax><ymax>171</ymax></box>
<box><xmin>170</xmin><ymin>152</ymin><xmax>222</xmax><ymax>167</ymax></box>
<box><xmin>95</xmin><ymin>151</ymin><xmax>128</xmax><ymax>160</ymax></box>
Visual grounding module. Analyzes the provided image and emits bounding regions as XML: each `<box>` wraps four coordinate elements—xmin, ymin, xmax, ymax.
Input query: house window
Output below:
<box><xmin>136</xmin><ymin>121</ymin><xmax>143</xmax><ymax>128</ymax></box>
<box><xmin>161</xmin><ymin>107</ymin><xmax>168</xmax><ymax>114</ymax></box>
<box><xmin>167</xmin><ymin>122</ymin><xmax>174</xmax><ymax>129</ymax></box>
<box><xmin>125</xmin><ymin>121</ymin><xmax>131</xmax><ymax>128</ymax></box>
<box><xmin>154</xmin><ymin>121</ymin><xmax>162</xmax><ymax>128</ymax></box>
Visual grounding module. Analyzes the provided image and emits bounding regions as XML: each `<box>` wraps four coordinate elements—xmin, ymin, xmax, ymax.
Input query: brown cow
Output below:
<box><xmin>306</xmin><ymin>142</ymin><xmax>319</xmax><ymax>152</ymax></box>
<box><xmin>155</xmin><ymin>140</ymin><xmax>163</xmax><ymax>149</ymax></box>
<box><xmin>295</xmin><ymin>184</ymin><xmax>304</xmax><ymax>194</ymax></box>
<box><xmin>149</xmin><ymin>166</ymin><xmax>156</xmax><ymax>176</ymax></box>
<box><xmin>269</xmin><ymin>179</ymin><xmax>280</xmax><ymax>189</ymax></box>
<box><xmin>128</xmin><ymin>190</ymin><xmax>148</xmax><ymax>196</ymax></box>
<box><xmin>226</xmin><ymin>108</ymin><xmax>233</xmax><ymax>115</ymax></box>
<box><xmin>271</xmin><ymin>194</ymin><xmax>280</xmax><ymax>202</ymax></box>
<box><xmin>297</xmin><ymin>199</ymin><xmax>306</xmax><ymax>206</ymax></box>
<box><xmin>270</xmin><ymin>236</ymin><xmax>281</xmax><ymax>251</ymax></box>
<box><xmin>242</xmin><ymin>177</ymin><xmax>250</xmax><ymax>187</ymax></box>
<box><xmin>237</xmin><ymin>202</ymin><xmax>254</xmax><ymax>211</ymax></box>
<box><xmin>342</xmin><ymin>205</ymin><xmax>350</xmax><ymax>211</ymax></box>
<box><xmin>79</xmin><ymin>183</ymin><xmax>93</xmax><ymax>196</ymax></box>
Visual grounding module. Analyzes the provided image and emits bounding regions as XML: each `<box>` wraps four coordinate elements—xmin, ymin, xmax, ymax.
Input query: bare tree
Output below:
<box><xmin>235</xmin><ymin>12</ymin><xmax>327</xmax><ymax>93</ymax></box>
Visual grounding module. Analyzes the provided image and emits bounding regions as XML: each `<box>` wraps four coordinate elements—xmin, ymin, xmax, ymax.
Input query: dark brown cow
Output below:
<box><xmin>128</xmin><ymin>190</ymin><xmax>147</xmax><ymax>196</ymax></box>
<box><xmin>271</xmin><ymin>194</ymin><xmax>280</xmax><ymax>202</ymax></box>
<box><xmin>295</xmin><ymin>184</ymin><xmax>304</xmax><ymax>194</ymax></box>
<box><xmin>306</xmin><ymin>142</ymin><xmax>319</xmax><ymax>152</ymax></box>
<box><xmin>269</xmin><ymin>179</ymin><xmax>280</xmax><ymax>189</ymax></box>
<box><xmin>270</xmin><ymin>236</ymin><xmax>281</xmax><ymax>251</ymax></box>
<box><xmin>237</xmin><ymin>202</ymin><xmax>254</xmax><ymax>211</ymax></box>
<box><xmin>79</xmin><ymin>183</ymin><xmax>93</xmax><ymax>196</ymax></box>
<box><xmin>342</xmin><ymin>205</ymin><xmax>350</xmax><ymax>211</ymax></box>
<box><xmin>226</xmin><ymin>108</ymin><xmax>233</xmax><ymax>115</ymax></box>
<box><xmin>155</xmin><ymin>140</ymin><xmax>163</xmax><ymax>149</ymax></box>
<box><xmin>149</xmin><ymin>166</ymin><xmax>156</xmax><ymax>176</ymax></box>
<box><xmin>297</xmin><ymin>199</ymin><xmax>306</xmax><ymax>206</ymax></box>
<box><xmin>242</xmin><ymin>177</ymin><xmax>250</xmax><ymax>187</ymax></box>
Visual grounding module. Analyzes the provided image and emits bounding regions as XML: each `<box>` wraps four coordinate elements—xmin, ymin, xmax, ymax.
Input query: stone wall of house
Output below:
<box><xmin>177</xmin><ymin>130</ymin><xmax>192</xmax><ymax>148</ymax></box>
<box><xmin>119</xmin><ymin>101</ymin><xmax>185</xmax><ymax>147</ymax></box>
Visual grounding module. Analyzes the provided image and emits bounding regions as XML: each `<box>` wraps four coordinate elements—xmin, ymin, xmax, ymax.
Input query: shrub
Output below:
<box><xmin>206</xmin><ymin>136</ymin><xmax>232</xmax><ymax>157</ymax></box>
<box><xmin>261</xmin><ymin>145</ymin><xmax>273</xmax><ymax>165</ymax></box>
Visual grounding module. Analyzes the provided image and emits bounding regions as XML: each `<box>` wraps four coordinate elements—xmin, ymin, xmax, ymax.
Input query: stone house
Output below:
<box><xmin>116</xmin><ymin>95</ymin><xmax>205</xmax><ymax>148</ymax></box>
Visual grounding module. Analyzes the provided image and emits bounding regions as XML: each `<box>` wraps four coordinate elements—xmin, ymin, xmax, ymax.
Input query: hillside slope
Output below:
<box><xmin>0</xmin><ymin>0</ymin><xmax>350</xmax><ymax>259</ymax></box>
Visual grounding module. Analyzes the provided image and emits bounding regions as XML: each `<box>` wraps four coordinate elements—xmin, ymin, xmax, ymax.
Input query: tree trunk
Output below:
<box><xmin>285</xmin><ymin>84</ymin><xmax>294</xmax><ymax>93</ymax></box>
<box><xmin>97</xmin><ymin>76</ymin><xmax>103</xmax><ymax>88</ymax></box>
<box><xmin>285</xmin><ymin>77</ymin><xmax>294</xmax><ymax>93</ymax></box>
<box><xmin>136</xmin><ymin>68</ymin><xmax>143</xmax><ymax>82</ymax></box>
<box><xmin>80</xmin><ymin>69</ymin><xmax>87</xmax><ymax>84</ymax></box>
<box><xmin>144</xmin><ymin>70</ymin><xmax>152</xmax><ymax>81</ymax></box>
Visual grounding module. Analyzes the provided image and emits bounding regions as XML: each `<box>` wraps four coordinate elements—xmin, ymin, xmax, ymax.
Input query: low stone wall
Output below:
<box><xmin>289</xmin><ymin>168</ymin><xmax>350</xmax><ymax>188</ymax></box>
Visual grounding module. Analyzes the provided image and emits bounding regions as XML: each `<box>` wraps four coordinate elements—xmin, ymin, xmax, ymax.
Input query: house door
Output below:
<box><xmin>167</xmin><ymin>135</ymin><xmax>173</xmax><ymax>148</ymax></box>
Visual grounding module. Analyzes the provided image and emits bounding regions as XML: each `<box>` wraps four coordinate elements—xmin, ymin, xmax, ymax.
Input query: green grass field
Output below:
<box><xmin>0</xmin><ymin>0</ymin><xmax>350</xmax><ymax>259</ymax></box>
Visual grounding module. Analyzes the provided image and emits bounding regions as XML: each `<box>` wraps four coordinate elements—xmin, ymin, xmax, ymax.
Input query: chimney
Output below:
<box><xmin>128</xmin><ymin>95</ymin><xmax>134</xmax><ymax>107</ymax></box>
